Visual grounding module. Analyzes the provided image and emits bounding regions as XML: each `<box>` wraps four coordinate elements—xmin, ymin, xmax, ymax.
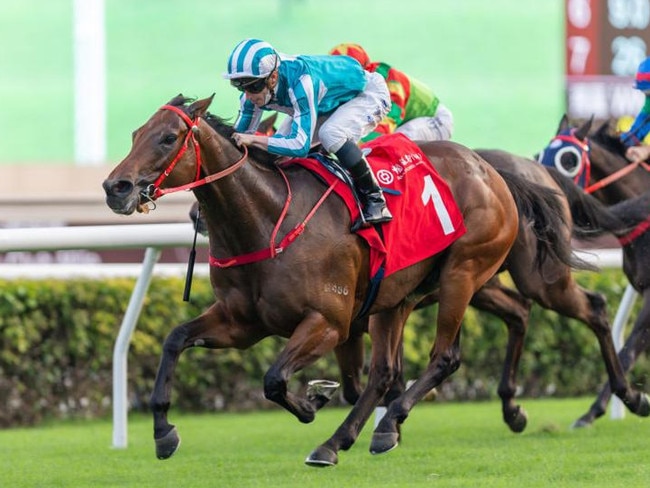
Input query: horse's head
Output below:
<box><xmin>536</xmin><ymin>114</ymin><xmax>593</xmax><ymax>184</ymax></box>
<box><xmin>103</xmin><ymin>94</ymin><xmax>214</xmax><ymax>215</ymax></box>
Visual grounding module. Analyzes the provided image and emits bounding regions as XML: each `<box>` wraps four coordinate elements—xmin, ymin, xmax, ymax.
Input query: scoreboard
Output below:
<box><xmin>565</xmin><ymin>0</ymin><xmax>650</xmax><ymax>119</ymax></box>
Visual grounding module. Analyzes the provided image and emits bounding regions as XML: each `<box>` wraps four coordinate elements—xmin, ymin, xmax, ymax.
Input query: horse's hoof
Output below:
<box><xmin>571</xmin><ymin>416</ymin><xmax>593</xmax><ymax>429</ymax></box>
<box><xmin>506</xmin><ymin>406</ymin><xmax>528</xmax><ymax>433</ymax></box>
<box><xmin>306</xmin><ymin>380</ymin><xmax>340</xmax><ymax>411</ymax></box>
<box><xmin>369</xmin><ymin>432</ymin><xmax>399</xmax><ymax>455</ymax></box>
<box><xmin>305</xmin><ymin>445</ymin><xmax>338</xmax><ymax>467</ymax></box>
<box><xmin>636</xmin><ymin>393</ymin><xmax>650</xmax><ymax>417</ymax></box>
<box><xmin>155</xmin><ymin>426</ymin><xmax>181</xmax><ymax>460</ymax></box>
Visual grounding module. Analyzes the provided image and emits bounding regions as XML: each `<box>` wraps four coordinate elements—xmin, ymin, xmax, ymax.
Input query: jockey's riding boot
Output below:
<box><xmin>335</xmin><ymin>139</ymin><xmax>392</xmax><ymax>230</ymax></box>
<box><xmin>349</xmin><ymin>158</ymin><xmax>393</xmax><ymax>226</ymax></box>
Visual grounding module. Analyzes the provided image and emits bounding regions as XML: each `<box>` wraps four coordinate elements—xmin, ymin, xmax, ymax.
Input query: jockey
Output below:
<box><xmin>329</xmin><ymin>43</ymin><xmax>454</xmax><ymax>142</ymax></box>
<box><xmin>621</xmin><ymin>56</ymin><xmax>650</xmax><ymax>163</ymax></box>
<box><xmin>224</xmin><ymin>38</ymin><xmax>392</xmax><ymax>228</ymax></box>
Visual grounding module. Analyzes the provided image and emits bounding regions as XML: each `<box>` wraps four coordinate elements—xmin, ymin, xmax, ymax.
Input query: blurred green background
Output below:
<box><xmin>0</xmin><ymin>0</ymin><xmax>564</xmax><ymax>165</ymax></box>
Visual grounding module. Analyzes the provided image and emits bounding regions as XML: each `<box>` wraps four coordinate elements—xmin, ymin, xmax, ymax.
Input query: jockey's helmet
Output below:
<box><xmin>224</xmin><ymin>39</ymin><xmax>279</xmax><ymax>80</ymax></box>
<box><xmin>329</xmin><ymin>43</ymin><xmax>370</xmax><ymax>69</ymax></box>
<box><xmin>635</xmin><ymin>56</ymin><xmax>650</xmax><ymax>92</ymax></box>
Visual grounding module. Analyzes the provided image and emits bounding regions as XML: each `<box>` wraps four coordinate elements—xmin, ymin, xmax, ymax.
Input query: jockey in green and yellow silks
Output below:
<box><xmin>329</xmin><ymin>43</ymin><xmax>453</xmax><ymax>143</ymax></box>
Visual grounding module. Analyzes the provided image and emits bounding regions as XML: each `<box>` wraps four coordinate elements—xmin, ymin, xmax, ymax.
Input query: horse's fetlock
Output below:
<box><xmin>149</xmin><ymin>398</ymin><xmax>170</xmax><ymax>414</ymax></box>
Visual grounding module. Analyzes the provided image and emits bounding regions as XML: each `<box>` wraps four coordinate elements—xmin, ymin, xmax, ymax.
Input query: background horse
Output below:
<box><xmin>539</xmin><ymin>115</ymin><xmax>650</xmax><ymax>426</ymax></box>
<box><xmin>103</xmin><ymin>94</ymin><xmax>527</xmax><ymax>466</ymax></box>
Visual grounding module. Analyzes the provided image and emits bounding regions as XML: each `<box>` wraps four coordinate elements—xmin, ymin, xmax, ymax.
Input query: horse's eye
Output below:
<box><xmin>161</xmin><ymin>134</ymin><xmax>177</xmax><ymax>145</ymax></box>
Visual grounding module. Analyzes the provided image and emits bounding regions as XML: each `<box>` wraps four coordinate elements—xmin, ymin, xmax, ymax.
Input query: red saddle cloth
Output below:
<box><xmin>289</xmin><ymin>133</ymin><xmax>466</xmax><ymax>278</ymax></box>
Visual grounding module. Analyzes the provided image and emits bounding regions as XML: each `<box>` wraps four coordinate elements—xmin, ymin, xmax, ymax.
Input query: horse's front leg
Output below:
<box><xmin>263</xmin><ymin>311</ymin><xmax>346</xmax><ymax>423</ymax></box>
<box><xmin>151</xmin><ymin>304</ymin><xmax>265</xmax><ymax>460</ymax></box>
<box><xmin>305</xmin><ymin>306</ymin><xmax>410</xmax><ymax>467</ymax></box>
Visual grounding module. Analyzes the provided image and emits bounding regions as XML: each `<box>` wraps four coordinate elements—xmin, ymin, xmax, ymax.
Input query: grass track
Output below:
<box><xmin>1</xmin><ymin>397</ymin><xmax>648</xmax><ymax>487</ymax></box>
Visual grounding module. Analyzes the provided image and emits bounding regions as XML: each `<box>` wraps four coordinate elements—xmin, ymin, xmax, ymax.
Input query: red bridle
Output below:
<box><xmin>149</xmin><ymin>103</ymin><xmax>338</xmax><ymax>267</ymax></box>
<box><xmin>145</xmin><ymin>104</ymin><xmax>248</xmax><ymax>199</ymax></box>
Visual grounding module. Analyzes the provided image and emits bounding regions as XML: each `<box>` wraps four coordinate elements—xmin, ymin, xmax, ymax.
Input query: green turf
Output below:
<box><xmin>0</xmin><ymin>0</ymin><xmax>563</xmax><ymax>165</ymax></box>
<box><xmin>1</xmin><ymin>398</ymin><xmax>648</xmax><ymax>487</ymax></box>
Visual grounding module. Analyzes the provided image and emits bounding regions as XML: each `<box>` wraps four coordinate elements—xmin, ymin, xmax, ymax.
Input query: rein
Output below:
<box><xmin>154</xmin><ymin>103</ymin><xmax>339</xmax><ymax>268</ymax></box>
<box><xmin>209</xmin><ymin>175</ymin><xmax>339</xmax><ymax>268</ymax></box>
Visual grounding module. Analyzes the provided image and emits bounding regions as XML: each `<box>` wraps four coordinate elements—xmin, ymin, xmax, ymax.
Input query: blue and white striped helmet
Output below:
<box><xmin>224</xmin><ymin>39</ymin><xmax>279</xmax><ymax>79</ymax></box>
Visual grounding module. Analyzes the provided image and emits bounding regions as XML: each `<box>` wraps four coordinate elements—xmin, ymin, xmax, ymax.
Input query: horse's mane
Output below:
<box><xmin>168</xmin><ymin>95</ymin><xmax>280</xmax><ymax>166</ymax></box>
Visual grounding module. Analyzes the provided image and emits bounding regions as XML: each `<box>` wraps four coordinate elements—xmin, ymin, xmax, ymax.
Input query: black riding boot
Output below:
<box><xmin>335</xmin><ymin>140</ymin><xmax>392</xmax><ymax>229</ymax></box>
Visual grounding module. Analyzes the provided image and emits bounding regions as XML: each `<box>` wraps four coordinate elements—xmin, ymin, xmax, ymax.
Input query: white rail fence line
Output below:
<box><xmin>0</xmin><ymin>225</ymin><xmax>633</xmax><ymax>448</ymax></box>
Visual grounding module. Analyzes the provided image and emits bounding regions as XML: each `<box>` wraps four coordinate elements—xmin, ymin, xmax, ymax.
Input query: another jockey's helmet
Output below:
<box><xmin>224</xmin><ymin>39</ymin><xmax>279</xmax><ymax>80</ymax></box>
<box><xmin>329</xmin><ymin>43</ymin><xmax>370</xmax><ymax>69</ymax></box>
<box><xmin>634</xmin><ymin>56</ymin><xmax>650</xmax><ymax>91</ymax></box>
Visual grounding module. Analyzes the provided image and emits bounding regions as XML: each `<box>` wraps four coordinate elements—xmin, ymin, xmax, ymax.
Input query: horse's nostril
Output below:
<box><xmin>103</xmin><ymin>179</ymin><xmax>134</xmax><ymax>197</ymax></box>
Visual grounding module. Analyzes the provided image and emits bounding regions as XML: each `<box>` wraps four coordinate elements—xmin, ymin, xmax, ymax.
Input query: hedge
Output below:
<box><xmin>0</xmin><ymin>269</ymin><xmax>647</xmax><ymax>427</ymax></box>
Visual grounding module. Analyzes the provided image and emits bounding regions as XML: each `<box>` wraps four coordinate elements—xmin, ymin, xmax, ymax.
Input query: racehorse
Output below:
<box><xmin>102</xmin><ymin>93</ymin><xmax>550</xmax><ymax>466</ymax></box>
<box><xmin>538</xmin><ymin>114</ymin><xmax>650</xmax><ymax>426</ymax></box>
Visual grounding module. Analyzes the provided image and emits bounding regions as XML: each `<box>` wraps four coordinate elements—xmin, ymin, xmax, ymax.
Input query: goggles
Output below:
<box><xmin>230</xmin><ymin>77</ymin><xmax>268</xmax><ymax>94</ymax></box>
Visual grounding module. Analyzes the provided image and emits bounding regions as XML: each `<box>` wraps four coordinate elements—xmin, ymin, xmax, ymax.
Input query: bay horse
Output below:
<box><xmin>103</xmin><ymin>95</ymin><xmax>646</xmax><ymax>466</ymax></box>
<box><xmin>102</xmin><ymin>93</ymin><xmax>527</xmax><ymax>466</ymax></box>
<box><xmin>538</xmin><ymin>114</ymin><xmax>650</xmax><ymax>426</ymax></box>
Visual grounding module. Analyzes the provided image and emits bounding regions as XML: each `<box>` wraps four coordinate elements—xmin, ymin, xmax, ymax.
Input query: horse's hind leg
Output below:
<box><xmin>470</xmin><ymin>276</ymin><xmax>533</xmax><ymax>433</ymax></box>
<box><xmin>150</xmin><ymin>305</ymin><xmax>265</xmax><ymax>460</ymax></box>
<box><xmin>510</xmin><ymin>267</ymin><xmax>650</xmax><ymax>426</ymax></box>
<box><xmin>574</xmin><ymin>290</ymin><xmax>650</xmax><ymax>427</ymax></box>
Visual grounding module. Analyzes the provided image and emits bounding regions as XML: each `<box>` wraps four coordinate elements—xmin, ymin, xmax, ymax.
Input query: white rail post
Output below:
<box><xmin>112</xmin><ymin>247</ymin><xmax>161</xmax><ymax>448</ymax></box>
<box><xmin>610</xmin><ymin>283</ymin><xmax>638</xmax><ymax>420</ymax></box>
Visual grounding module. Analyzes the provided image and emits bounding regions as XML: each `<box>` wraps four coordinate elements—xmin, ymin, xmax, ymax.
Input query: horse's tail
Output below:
<box><xmin>497</xmin><ymin>168</ymin><xmax>597</xmax><ymax>272</ymax></box>
<box><xmin>544</xmin><ymin>167</ymin><xmax>632</xmax><ymax>239</ymax></box>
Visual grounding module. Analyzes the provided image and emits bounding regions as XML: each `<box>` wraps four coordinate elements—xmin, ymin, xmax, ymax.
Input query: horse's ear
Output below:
<box><xmin>188</xmin><ymin>94</ymin><xmax>215</xmax><ymax>118</ymax></box>
<box><xmin>557</xmin><ymin>114</ymin><xmax>570</xmax><ymax>134</ymax></box>
<box><xmin>258</xmin><ymin>112</ymin><xmax>278</xmax><ymax>136</ymax></box>
<box><xmin>168</xmin><ymin>93</ymin><xmax>186</xmax><ymax>106</ymax></box>
<box><xmin>574</xmin><ymin>115</ymin><xmax>593</xmax><ymax>141</ymax></box>
<box><xmin>595</xmin><ymin>119</ymin><xmax>610</xmax><ymax>138</ymax></box>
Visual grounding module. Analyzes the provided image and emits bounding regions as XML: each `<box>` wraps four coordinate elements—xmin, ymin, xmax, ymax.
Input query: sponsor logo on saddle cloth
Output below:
<box><xmin>290</xmin><ymin>133</ymin><xmax>466</xmax><ymax>278</ymax></box>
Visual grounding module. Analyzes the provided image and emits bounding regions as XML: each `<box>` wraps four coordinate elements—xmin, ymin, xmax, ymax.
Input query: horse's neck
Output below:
<box><xmin>195</xmin><ymin>125</ymin><xmax>287</xmax><ymax>256</ymax></box>
<box><xmin>592</xmin><ymin>143</ymin><xmax>650</xmax><ymax>203</ymax></box>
